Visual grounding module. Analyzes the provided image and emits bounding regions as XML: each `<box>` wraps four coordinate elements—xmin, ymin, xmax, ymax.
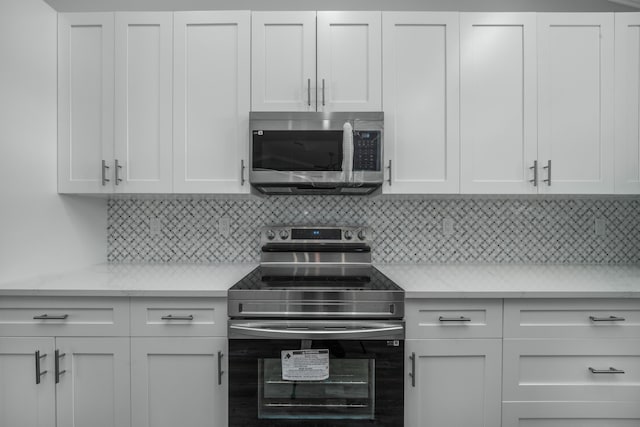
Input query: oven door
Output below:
<box><xmin>228</xmin><ymin>320</ymin><xmax>404</xmax><ymax>427</ymax></box>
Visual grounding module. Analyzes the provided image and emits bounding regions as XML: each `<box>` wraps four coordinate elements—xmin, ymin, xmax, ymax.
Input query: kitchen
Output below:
<box><xmin>1</xmin><ymin>0</ymin><xmax>640</xmax><ymax>426</ymax></box>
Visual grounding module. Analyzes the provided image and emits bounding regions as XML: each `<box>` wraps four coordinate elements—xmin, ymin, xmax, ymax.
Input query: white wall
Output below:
<box><xmin>0</xmin><ymin>0</ymin><xmax>106</xmax><ymax>284</ymax></box>
<box><xmin>44</xmin><ymin>0</ymin><xmax>636</xmax><ymax>12</ymax></box>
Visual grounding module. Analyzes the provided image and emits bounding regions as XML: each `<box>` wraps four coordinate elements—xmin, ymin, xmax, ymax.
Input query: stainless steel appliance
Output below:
<box><xmin>249</xmin><ymin>112</ymin><xmax>384</xmax><ymax>195</ymax></box>
<box><xmin>228</xmin><ymin>226</ymin><xmax>404</xmax><ymax>427</ymax></box>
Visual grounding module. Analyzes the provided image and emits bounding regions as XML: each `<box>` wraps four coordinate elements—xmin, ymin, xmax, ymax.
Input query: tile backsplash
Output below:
<box><xmin>108</xmin><ymin>196</ymin><xmax>640</xmax><ymax>264</ymax></box>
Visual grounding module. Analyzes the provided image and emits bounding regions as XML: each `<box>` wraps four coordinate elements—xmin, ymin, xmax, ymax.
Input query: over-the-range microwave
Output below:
<box><xmin>249</xmin><ymin>111</ymin><xmax>384</xmax><ymax>195</ymax></box>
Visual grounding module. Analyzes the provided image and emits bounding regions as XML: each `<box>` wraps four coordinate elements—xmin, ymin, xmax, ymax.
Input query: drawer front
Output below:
<box><xmin>406</xmin><ymin>299</ymin><xmax>502</xmax><ymax>339</ymax></box>
<box><xmin>503</xmin><ymin>339</ymin><xmax>640</xmax><ymax>402</ymax></box>
<box><xmin>504</xmin><ymin>299</ymin><xmax>640</xmax><ymax>339</ymax></box>
<box><xmin>502</xmin><ymin>402</ymin><xmax>640</xmax><ymax>427</ymax></box>
<box><xmin>131</xmin><ymin>298</ymin><xmax>227</xmax><ymax>337</ymax></box>
<box><xmin>0</xmin><ymin>297</ymin><xmax>129</xmax><ymax>336</ymax></box>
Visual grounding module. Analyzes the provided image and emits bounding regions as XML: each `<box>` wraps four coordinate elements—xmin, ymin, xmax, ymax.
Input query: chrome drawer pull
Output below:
<box><xmin>438</xmin><ymin>316</ymin><xmax>471</xmax><ymax>322</ymax></box>
<box><xmin>161</xmin><ymin>314</ymin><xmax>194</xmax><ymax>321</ymax></box>
<box><xmin>589</xmin><ymin>316</ymin><xmax>626</xmax><ymax>322</ymax></box>
<box><xmin>33</xmin><ymin>314</ymin><xmax>69</xmax><ymax>320</ymax></box>
<box><xmin>589</xmin><ymin>367</ymin><xmax>625</xmax><ymax>374</ymax></box>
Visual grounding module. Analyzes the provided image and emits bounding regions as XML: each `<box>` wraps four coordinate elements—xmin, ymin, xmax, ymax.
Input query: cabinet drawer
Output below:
<box><xmin>406</xmin><ymin>299</ymin><xmax>502</xmax><ymax>339</ymax></box>
<box><xmin>503</xmin><ymin>338</ymin><xmax>640</xmax><ymax>402</ymax></box>
<box><xmin>504</xmin><ymin>299</ymin><xmax>640</xmax><ymax>339</ymax></box>
<box><xmin>502</xmin><ymin>402</ymin><xmax>640</xmax><ymax>427</ymax></box>
<box><xmin>0</xmin><ymin>297</ymin><xmax>129</xmax><ymax>336</ymax></box>
<box><xmin>130</xmin><ymin>298</ymin><xmax>227</xmax><ymax>337</ymax></box>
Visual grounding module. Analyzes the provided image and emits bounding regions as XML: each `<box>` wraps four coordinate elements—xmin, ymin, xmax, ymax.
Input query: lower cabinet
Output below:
<box><xmin>131</xmin><ymin>337</ymin><xmax>228</xmax><ymax>427</ymax></box>
<box><xmin>405</xmin><ymin>339</ymin><xmax>502</xmax><ymax>427</ymax></box>
<box><xmin>0</xmin><ymin>338</ymin><xmax>55</xmax><ymax>427</ymax></box>
<box><xmin>502</xmin><ymin>402</ymin><xmax>640</xmax><ymax>426</ymax></box>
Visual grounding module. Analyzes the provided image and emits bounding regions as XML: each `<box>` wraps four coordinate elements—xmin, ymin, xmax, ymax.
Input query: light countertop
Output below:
<box><xmin>0</xmin><ymin>263</ymin><xmax>639</xmax><ymax>298</ymax></box>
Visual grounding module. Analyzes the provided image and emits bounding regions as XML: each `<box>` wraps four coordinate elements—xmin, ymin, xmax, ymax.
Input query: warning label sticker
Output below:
<box><xmin>281</xmin><ymin>349</ymin><xmax>330</xmax><ymax>381</ymax></box>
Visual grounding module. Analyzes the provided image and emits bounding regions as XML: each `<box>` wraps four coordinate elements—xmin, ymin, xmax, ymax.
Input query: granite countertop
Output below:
<box><xmin>1</xmin><ymin>263</ymin><xmax>639</xmax><ymax>298</ymax></box>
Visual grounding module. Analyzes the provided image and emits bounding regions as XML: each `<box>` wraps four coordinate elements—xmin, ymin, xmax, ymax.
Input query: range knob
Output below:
<box><xmin>344</xmin><ymin>230</ymin><xmax>353</xmax><ymax>240</ymax></box>
<box><xmin>279</xmin><ymin>229</ymin><xmax>289</xmax><ymax>240</ymax></box>
<box><xmin>265</xmin><ymin>229</ymin><xmax>276</xmax><ymax>240</ymax></box>
<box><xmin>357</xmin><ymin>229</ymin><xmax>367</xmax><ymax>241</ymax></box>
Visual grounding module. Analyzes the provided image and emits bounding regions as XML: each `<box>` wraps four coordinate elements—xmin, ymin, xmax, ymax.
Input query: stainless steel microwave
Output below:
<box><xmin>249</xmin><ymin>112</ymin><xmax>384</xmax><ymax>195</ymax></box>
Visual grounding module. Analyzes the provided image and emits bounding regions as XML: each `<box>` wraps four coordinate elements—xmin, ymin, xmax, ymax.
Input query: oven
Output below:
<box><xmin>227</xmin><ymin>226</ymin><xmax>405</xmax><ymax>427</ymax></box>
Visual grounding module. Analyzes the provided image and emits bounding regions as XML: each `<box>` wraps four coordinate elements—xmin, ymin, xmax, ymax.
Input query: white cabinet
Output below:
<box><xmin>130</xmin><ymin>298</ymin><xmax>228</xmax><ymax>427</ymax></box>
<box><xmin>537</xmin><ymin>13</ymin><xmax>615</xmax><ymax>194</ymax></box>
<box><xmin>382</xmin><ymin>12</ymin><xmax>459</xmax><ymax>193</ymax></box>
<box><xmin>114</xmin><ymin>12</ymin><xmax>173</xmax><ymax>193</ymax></box>
<box><xmin>502</xmin><ymin>299</ymin><xmax>640</xmax><ymax>427</ymax></box>
<box><xmin>251</xmin><ymin>11</ymin><xmax>381</xmax><ymax>112</ymax></box>
<box><xmin>460</xmin><ymin>13</ymin><xmax>538</xmax><ymax>194</ymax></box>
<box><xmin>405</xmin><ymin>299</ymin><xmax>502</xmax><ymax>427</ymax></box>
<box><xmin>173</xmin><ymin>12</ymin><xmax>250</xmax><ymax>193</ymax></box>
<box><xmin>0</xmin><ymin>338</ymin><xmax>55</xmax><ymax>427</ymax></box>
<box><xmin>0</xmin><ymin>298</ymin><xmax>131</xmax><ymax>427</ymax></box>
<box><xmin>59</xmin><ymin>12</ymin><xmax>173</xmax><ymax>194</ymax></box>
<box><xmin>615</xmin><ymin>13</ymin><xmax>640</xmax><ymax>194</ymax></box>
<box><xmin>57</xmin><ymin>13</ymin><xmax>114</xmax><ymax>194</ymax></box>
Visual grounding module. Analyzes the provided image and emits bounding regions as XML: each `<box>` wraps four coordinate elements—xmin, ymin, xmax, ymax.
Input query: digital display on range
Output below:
<box><xmin>291</xmin><ymin>228</ymin><xmax>342</xmax><ymax>240</ymax></box>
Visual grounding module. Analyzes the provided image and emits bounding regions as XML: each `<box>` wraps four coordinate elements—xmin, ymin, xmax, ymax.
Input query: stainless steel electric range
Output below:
<box><xmin>227</xmin><ymin>225</ymin><xmax>405</xmax><ymax>427</ymax></box>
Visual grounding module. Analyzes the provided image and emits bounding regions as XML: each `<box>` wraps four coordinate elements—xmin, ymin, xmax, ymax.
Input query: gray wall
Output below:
<box><xmin>43</xmin><ymin>0</ymin><xmax>636</xmax><ymax>12</ymax></box>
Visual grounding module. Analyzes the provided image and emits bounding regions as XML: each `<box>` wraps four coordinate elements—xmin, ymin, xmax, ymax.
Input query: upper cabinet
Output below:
<box><xmin>251</xmin><ymin>11</ymin><xmax>382</xmax><ymax>112</ymax></box>
<box><xmin>58</xmin><ymin>13</ymin><xmax>114</xmax><ymax>194</ymax></box>
<box><xmin>615</xmin><ymin>13</ymin><xmax>640</xmax><ymax>194</ymax></box>
<box><xmin>58</xmin><ymin>11</ymin><xmax>250</xmax><ymax>194</ymax></box>
<box><xmin>382</xmin><ymin>12</ymin><xmax>460</xmax><ymax>193</ymax></box>
<box><xmin>460</xmin><ymin>13</ymin><xmax>537</xmax><ymax>194</ymax></box>
<box><xmin>114</xmin><ymin>12</ymin><xmax>173</xmax><ymax>193</ymax></box>
<box><xmin>173</xmin><ymin>11</ymin><xmax>250</xmax><ymax>193</ymax></box>
<box><xmin>537</xmin><ymin>13</ymin><xmax>615</xmax><ymax>194</ymax></box>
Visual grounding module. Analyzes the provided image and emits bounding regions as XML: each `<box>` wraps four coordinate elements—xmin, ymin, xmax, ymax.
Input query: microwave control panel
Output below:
<box><xmin>353</xmin><ymin>131</ymin><xmax>381</xmax><ymax>171</ymax></box>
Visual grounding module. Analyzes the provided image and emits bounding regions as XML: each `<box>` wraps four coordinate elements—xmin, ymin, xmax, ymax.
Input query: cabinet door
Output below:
<box><xmin>58</xmin><ymin>13</ymin><xmax>114</xmax><ymax>194</ymax></box>
<box><xmin>502</xmin><ymin>402</ymin><xmax>640</xmax><ymax>427</ymax></box>
<box><xmin>460</xmin><ymin>13</ymin><xmax>537</xmax><ymax>194</ymax></box>
<box><xmin>173</xmin><ymin>11</ymin><xmax>250</xmax><ymax>193</ymax></box>
<box><xmin>131</xmin><ymin>337</ymin><xmax>228</xmax><ymax>427</ymax></box>
<box><xmin>405</xmin><ymin>339</ymin><xmax>502</xmax><ymax>427</ymax></box>
<box><xmin>251</xmin><ymin>12</ymin><xmax>316</xmax><ymax>112</ymax></box>
<box><xmin>56</xmin><ymin>338</ymin><xmax>131</xmax><ymax>427</ymax></box>
<box><xmin>538</xmin><ymin>13</ymin><xmax>614</xmax><ymax>194</ymax></box>
<box><xmin>615</xmin><ymin>13</ymin><xmax>640</xmax><ymax>194</ymax></box>
<box><xmin>115</xmin><ymin>12</ymin><xmax>173</xmax><ymax>193</ymax></box>
<box><xmin>382</xmin><ymin>12</ymin><xmax>459</xmax><ymax>193</ymax></box>
<box><xmin>317</xmin><ymin>11</ymin><xmax>382</xmax><ymax>112</ymax></box>
<box><xmin>0</xmin><ymin>338</ymin><xmax>55</xmax><ymax>427</ymax></box>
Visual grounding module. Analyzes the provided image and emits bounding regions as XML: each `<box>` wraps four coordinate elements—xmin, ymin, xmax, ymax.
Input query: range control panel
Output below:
<box><xmin>261</xmin><ymin>226</ymin><xmax>370</xmax><ymax>245</ymax></box>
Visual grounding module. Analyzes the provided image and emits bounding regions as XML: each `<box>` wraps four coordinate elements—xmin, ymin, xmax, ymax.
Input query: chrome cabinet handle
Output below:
<box><xmin>589</xmin><ymin>316</ymin><xmax>626</xmax><ymax>322</ymax></box>
<box><xmin>589</xmin><ymin>367</ymin><xmax>625</xmax><ymax>374</ymax></box>
<box><xmin>115</xmin><ymin>159</ymin><xmax>123</xmax><ymax>185</ymax></box>
<box><xmin>322</xmin><ymin>79</ymin><xmax>325</xmax><ymax>107</ymax></box>
<box><xmin>529</xmin><ymin>160</ymin><xmax>538</xmax><ymax>187</ymax></box>
<box><xmin>409</xmin><ymin>352</ymin><xmax>416</xmax><ymax>387</ymax></box>
<box><xmin>217</xmin><ymin>351</ymin><xmax>224</xmax><ymax>386</ymax></box>
<box><xmin>101</xmin><ymin>160</ymin><xmax>110</xmax><ymax>186</ymax></box>
<box><xmin>438</xmin><ymin>316</ymin><xmax>472</xmax><ymax>322</ymax></box>
<box><xmin>307</xmin><ymin>78</ymin><xmax>311</xmax><ymax>107</ymax></box>
<box><xmin>161</xmin><ymin>314</ymin><xmax>194</xmax><ymax>321</ymax></box>
<box><xmin>55</xmin><ymin>350</ymin><xmax>66</xmax><ymax>384</ymax></box>
<box><xmin>33</xmin><ymin>314</ymin><xmax>69</xmax><ymax>320</ymax></box>
<box><xmin>386</xmin><ymin>160</ymin><xmax>392</xmax><ymax>186</ymax></box>
<box><xmin>240</xmin><ymin>160</ymin><xmax>246</xmax><ymax>186</ymax></box>
<box><xmin>35</xmin><ymin>351</ymin><xmax>47</xmax><ymax>384</ymax></box>
<box><xmin>543</xmin><ymin>160</ymin><xmax>551</xmax><ymax>186</ymax></box>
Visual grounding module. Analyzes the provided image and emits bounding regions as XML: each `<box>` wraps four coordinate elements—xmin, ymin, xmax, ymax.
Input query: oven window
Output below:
<box><xmin>258</xmin><ymin>358</ymin><xmax>375</xmax><ymax>420</ymax></box>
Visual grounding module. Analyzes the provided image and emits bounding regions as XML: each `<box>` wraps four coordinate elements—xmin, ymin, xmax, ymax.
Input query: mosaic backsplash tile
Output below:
<box><xmin>108</xmin><ymin>196</ymin><xmax>640</xmax><ymax>264</ymax></box>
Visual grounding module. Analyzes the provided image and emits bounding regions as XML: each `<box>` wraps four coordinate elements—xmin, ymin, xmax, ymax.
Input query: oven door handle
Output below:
<box><xmin>228</xmin><ymin>322</ymin><xmax>404</xmax><ymax>340</ymax></box>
